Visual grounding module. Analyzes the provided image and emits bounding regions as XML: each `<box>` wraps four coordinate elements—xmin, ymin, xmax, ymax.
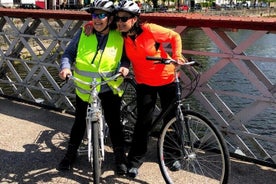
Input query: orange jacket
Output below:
<box><xmin>124</xmin><ymin>23</ymin><xmax>183</xmax><ymax>86</ymax></box>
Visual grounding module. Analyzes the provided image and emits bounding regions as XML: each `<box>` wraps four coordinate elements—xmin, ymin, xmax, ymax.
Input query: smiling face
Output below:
<box><xmin>92</xmin><ymin>10</ymin><xmax>112</xmax><ymax>34</ymax></box>
<box><xmin>115</xmin><ymin>11</ymin><xmax>137</xmax><ymax>34</ymax></box>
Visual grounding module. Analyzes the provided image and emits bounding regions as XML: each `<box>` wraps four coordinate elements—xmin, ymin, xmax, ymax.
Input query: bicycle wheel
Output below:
<box><xmin>120</xmin><ymin>77</ymin><xmax>162</xmax><ymax>144</ymax></box>
<box><xmin>121</xmin><ymin>77</ymin><xmax>137</xmax><ymax>145</ymax></box>
<box><xmin>91</xmin><ymin>121</ymin><xmax>101</xmax><ymax>184</ymax></box>
<box><xmin>158</xmin><ymin>110</ymin><xmax>230</xmax><ymax>184</ymax></box>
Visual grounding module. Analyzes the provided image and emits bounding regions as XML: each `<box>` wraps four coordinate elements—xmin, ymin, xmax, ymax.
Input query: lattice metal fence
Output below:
<box><xmin>0</xmin><ymin>17</ymin><xmax>84</xmax><ymax>112</ymax></box>
<box><xmin>0</xmin><ymin>11</ymin><xmax>275</xmax><ymax>167</ymax></box>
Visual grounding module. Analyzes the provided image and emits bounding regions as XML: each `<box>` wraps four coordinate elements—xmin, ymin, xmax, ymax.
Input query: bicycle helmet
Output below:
<box><xmin>117</xmin><ymin>0</ymin><xmax>141</xmax><ymax>15</ymax></box>
<box><xmin>88</xmin><ymin>0</ymin><xmax>115</xmax><ymax>13</ymax></box>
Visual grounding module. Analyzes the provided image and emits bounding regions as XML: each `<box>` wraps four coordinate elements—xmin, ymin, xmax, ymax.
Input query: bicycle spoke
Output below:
<box><xmin>158</xmin><ymin>111</ymin><xmax>230</xmax><ymax>184</ymax></box>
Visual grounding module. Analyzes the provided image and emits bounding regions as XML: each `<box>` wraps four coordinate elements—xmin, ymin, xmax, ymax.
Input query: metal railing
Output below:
<box><xmin>0</xmin><ymin>8</ymin><xmax>275</xmax><ymax>167</ymax></box>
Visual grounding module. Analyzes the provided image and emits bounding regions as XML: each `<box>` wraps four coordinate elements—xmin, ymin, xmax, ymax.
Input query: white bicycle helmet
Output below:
<box><xmin>89</xmin><ymin>0</ymin><xmax>115</xmax><ymax>13</ymax></box>
<box><xmin>117</xmin><ymin>0</ymin><xmax>141</xmax><ymax>15</ymax></box>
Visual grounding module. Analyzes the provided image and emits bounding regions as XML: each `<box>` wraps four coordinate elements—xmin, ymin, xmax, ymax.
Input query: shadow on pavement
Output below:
<box><xmin>0</xmin><ymin>97</ymin><xmax>158</xmax><ymax>183</ymax></box>
<box><xmin>0</xmin><ymin>97</ymin><xmax>275</xmax><ymax>183</ymax></box>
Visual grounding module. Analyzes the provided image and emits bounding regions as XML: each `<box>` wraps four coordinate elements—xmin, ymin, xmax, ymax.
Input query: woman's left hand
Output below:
<box><xmin>84</xmin><ymin>21</ymin><xmax>94</xmax><ymax>36</ymax></box>
<box><xmin>175</xmin><ymin>58</ymin><xmax>187</xmax><ymax>65</ymax></box>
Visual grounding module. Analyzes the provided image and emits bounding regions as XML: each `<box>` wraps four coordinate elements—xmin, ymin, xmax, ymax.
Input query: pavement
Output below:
<box><xmin>0</xmin><ymin>96</ymin><xmax>275</xmax><ymax>184</ymax></box>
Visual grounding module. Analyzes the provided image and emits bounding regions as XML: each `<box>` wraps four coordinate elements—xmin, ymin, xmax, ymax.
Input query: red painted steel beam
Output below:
<box><xmin>0</xmin><ymin>8</ymin><xmax>276</xmax><ymax>31</ymax></box>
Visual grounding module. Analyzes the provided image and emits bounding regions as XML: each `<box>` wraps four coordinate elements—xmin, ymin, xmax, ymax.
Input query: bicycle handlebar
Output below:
<box><xmin>146</xmin><ymin>56</ymin><xmax>201</xmax><ymax>99</ymax></box>
<box><xmin>146</xmin><ymin>56</ymin><xmax>196</xmax><ymax>66</ymax></box>
<box><xmin>66</xmin><ymin>72</ymin><xmax>123</xmax><ymax>89</ymax></box>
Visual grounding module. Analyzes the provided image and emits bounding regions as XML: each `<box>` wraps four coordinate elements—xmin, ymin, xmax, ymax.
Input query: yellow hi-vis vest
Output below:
<box><xmin>74</xmin><ymin>29</ymin><xmax>124</xmax><ymax>102</ymax></box>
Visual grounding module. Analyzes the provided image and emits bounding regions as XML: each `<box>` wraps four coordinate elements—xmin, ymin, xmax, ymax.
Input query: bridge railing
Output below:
<box><xmin>0</xmin><ymin>8</ymin><xmax>275</xmax><ymax>166</ymax></box>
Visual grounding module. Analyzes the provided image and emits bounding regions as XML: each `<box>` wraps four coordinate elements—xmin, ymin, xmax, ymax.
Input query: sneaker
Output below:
<box><xmin>127</xmin><ymin>167</ymin><xmax>138</xmax><ymax>178</ymax></box>
<box><xmin>169</xmin><ymin>160</ymin><xmax>181</xmax><ymax>171</ymax></box>
<box><xmin>116</xmin><ymin>163</ymin><xmax>127</xmax><ymax>175</ymax></box>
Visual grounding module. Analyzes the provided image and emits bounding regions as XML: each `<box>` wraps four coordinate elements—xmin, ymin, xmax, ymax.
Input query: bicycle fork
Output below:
<box><xmin>86</xmin><ymin>104</ymin><xmax>105</xmax><ymax>162</ymax></box>
<box><xmin>176</xmin><ymin>106</ymin><xmax>196</xmax><ymax>161</ymax></box>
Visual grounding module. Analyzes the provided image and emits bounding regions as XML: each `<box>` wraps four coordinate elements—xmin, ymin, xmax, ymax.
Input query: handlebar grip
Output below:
<box><xmin>114</xmin><ymin>72</ymin><xmax>123</xmax><ymax>79</ymax></box>
<box><xmin>65</xmin><ymin>74</ymin><xmax>72</xmax><ymax>82</ymax></box>
<box><xmin>146</xmin><ymin>56</ymin><xmax>163</xmax><ymax>61</ymax></box>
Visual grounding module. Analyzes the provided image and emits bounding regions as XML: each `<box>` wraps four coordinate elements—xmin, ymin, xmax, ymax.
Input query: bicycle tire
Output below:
<box><xmin>120</xmin><ymin>77</ymin><xmax>162</xmax><ymax>144</ymax></box>
<box><xmin>158</xmin><ymin>110</ymin><xmax>230</xmax><ymax>184</ymax></box>
<box><xmin>121</xmin><ymin>77</ymin><xmax>137</xmax><ymax>145</ymax></box>
<box><xmin>91</xmin><ymin>121</ymin><xmax>101</xmax><ymax>184</ymax></box>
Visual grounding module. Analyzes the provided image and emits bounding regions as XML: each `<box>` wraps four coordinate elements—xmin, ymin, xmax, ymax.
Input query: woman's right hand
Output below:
<box><xmin>118</xmin><ymin>67</ymin><xmax>129</xmax><ymax>77</ymax></box>
<box><xmin>59</xmin><ymin>68</ymin><xmax>72</xmax><ymax>80</ymax></box>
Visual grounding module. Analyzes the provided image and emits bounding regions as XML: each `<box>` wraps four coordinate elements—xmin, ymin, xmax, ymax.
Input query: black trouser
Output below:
<box><xmin>68</xmin><ymin>91</ymin><xmax>125</xmax><ymax>151</ymax></box>
<box><xmin>127</xmin><ymin>82</ymin><xmax>177</xmax><ymax>168</ymax></box>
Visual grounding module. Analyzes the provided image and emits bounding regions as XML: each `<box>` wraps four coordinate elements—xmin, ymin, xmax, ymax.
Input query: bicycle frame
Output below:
<box><xmin>68</xmin><ymin>73</ymin><xmax>122</xmax><ymax>183</ymax></box>
<box><xmin>68</xmin><ymin>76</ymin><xmax>105</xmax><ymax>162</ymax></box>
<box><xmin>121</xmin><ymin>57</ymin><xmax>230</xmax><ymax>183</ymax></box>
<box><xmin>144</xmin><ymin>57</ymin><xmax>201</xmax><ymax>170</ymax></box>
<box><xmin>143</xmin><ymin>57</ymin><xmax>229</xmax><ymax>184</ymax></box>
<box><xmin>145</xmin><ymin>59</ymin><xmax>196</xmax><ymax>137</ymax></box>
<box><xmin>85</xmin><ymin>78</ymin><xmax>105</xmax><ymax>163</ymax></box>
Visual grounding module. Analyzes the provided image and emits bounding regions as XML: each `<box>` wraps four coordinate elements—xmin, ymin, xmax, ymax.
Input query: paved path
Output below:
<box><xmin>0</xmin><ymin>96</ymin><xmax>275</xmax><ymax>184</ymax></box>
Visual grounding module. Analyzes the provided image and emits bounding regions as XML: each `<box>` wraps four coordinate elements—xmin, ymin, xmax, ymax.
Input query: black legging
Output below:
<box><xmin>69</xmin><ymin>90</ymin><xmax>125</xmax><ymax>150</ymax></box>
<box><xmin>127</xmin><ymin>82</ymin><xmax>177</xmax><ymax>168</ymax></box>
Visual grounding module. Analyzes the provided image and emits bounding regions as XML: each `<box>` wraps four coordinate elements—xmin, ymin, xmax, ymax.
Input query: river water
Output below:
<box><xmin>182</xmin><ymin>28</ymin><xmax>276</xmax><ymax>155</ymax></box>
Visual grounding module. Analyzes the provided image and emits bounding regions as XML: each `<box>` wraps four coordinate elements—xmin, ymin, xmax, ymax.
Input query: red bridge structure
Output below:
<box><xmin>0</xmin><ymin>8</ymin><xmax>276</xmax><ymax>168</ymax></box>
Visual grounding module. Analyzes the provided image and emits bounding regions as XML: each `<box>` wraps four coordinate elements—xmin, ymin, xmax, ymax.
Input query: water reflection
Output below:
<box><xmin>182</xmin><ymin>28</ymin><xmax>276</xmax><ymax>155</ymax></box>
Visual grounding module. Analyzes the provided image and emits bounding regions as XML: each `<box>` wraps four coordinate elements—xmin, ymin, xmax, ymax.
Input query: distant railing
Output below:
<box><xmin>0</xmin><ymin>8</ymin><xmax>275</xmax><ymax>167</ymax></box>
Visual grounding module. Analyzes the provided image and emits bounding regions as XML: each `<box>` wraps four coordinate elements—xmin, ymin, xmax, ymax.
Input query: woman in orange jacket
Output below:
<box><xmin>114</xmin><ymin>0</ymin><xmax>187</xmax><ymax>178</ymax></box>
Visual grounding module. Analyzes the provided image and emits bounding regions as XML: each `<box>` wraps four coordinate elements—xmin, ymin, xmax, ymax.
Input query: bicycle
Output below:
<box><xmin>120</xmin><ymin>56</ymin><xmax>230</xmax><ymax>184</ymax></box>
<box><xmin>67</xmin><ymin>73</ymin><xmax>123</xmax><ymax>184</ymax></box>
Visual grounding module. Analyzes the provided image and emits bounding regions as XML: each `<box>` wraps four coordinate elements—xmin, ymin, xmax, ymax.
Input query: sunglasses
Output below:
<box><xmin>115</xmin><ymin>16</ymin><xmax>133</xmax><ymax>23</ymax></box>
<box><xmin>92</xmin><ymin>13</ymin><xmax>109</xmax><ymax>19</ymax></box>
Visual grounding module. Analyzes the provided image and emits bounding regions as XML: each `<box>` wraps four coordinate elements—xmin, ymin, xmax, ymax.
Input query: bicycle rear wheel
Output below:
<box><xmin>158</xmin><ymin>110</ymin><xmax>230</xmax><ymax>184</ymax></box>
<box><xmin>121</xmin><ymin>77</ymin><xmax>137</xmax><ymax>145</ymax></box>
<box><xmin>91</xmin><ymin>121</ymin><xmax>102</xmax><ymax>184</ymax></box>
<box><xmin>120</xmin><ymin>77</ymin><xmax>162</xmax><ymax>144</ymax></box>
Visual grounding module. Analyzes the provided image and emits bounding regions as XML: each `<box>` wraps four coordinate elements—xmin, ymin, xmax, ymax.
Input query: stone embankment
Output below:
<box><xmin>202</xmin><ymin>7</ymin><xmax>276</xmax><ymax>17</ymax></box>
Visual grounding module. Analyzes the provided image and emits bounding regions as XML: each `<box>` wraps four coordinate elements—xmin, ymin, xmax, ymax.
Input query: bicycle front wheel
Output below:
<box><xmin>91</xmin><ymin>121</ymin><xmax>101</xmax><ymax>184</ymax></box>
<box><xmin>158</xmin><ymin>110</ymin><xmax>230</xmax><ymax>184</ymax></box>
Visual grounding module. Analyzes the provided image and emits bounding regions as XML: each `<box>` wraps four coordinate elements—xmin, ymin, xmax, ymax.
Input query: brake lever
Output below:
<box><xmin>164</xmin><ymin>59</ymin><xmax>175</xmax><ymax>64</ymax></box>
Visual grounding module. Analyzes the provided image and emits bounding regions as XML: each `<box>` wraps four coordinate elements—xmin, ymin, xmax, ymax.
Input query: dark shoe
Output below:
<box><xmin>116</xmin><ymin>163</ymin><xmax>127</xmax><ymax>175</ymax></box>
<box><xmin>127</xmin><ymin>167</ymin><xmax>138</xmax><ymax>178</ymax></box>
<box><xmin>57</xmin><ymin>144</ymin><xmax>77</xmax><ymax>171</ymax></box>
<box><xmin>113</xmin><ymin>147</ymin><xmax>127</xmax><ymax>175</ymax></box>
<box><xmin>169</xmin><ymin>160</ymin><xmax>181</xmax><ymax>171</ymax></box>
<box><xmin>57</xmin><ymin>156</ymin><xmax>74</xmax><ymax>171</ymax></box>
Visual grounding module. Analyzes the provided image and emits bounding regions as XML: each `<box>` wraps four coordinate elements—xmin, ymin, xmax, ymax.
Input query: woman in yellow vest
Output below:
<box><xmin>57</xmin><ymin>0</ymin><xmax>130</xmax><ymax>175</ymax></box>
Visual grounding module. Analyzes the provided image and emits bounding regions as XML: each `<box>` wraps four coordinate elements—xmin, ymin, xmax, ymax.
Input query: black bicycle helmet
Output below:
<box><xmin>117</xmin><ymin>0</ymin><xmax>141</xmax><ymax>15</ymax></box>
<box><xmin>86</xmin><ymin>0</ymin><xmax>115</xmax><ymax>13</ymax></box>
